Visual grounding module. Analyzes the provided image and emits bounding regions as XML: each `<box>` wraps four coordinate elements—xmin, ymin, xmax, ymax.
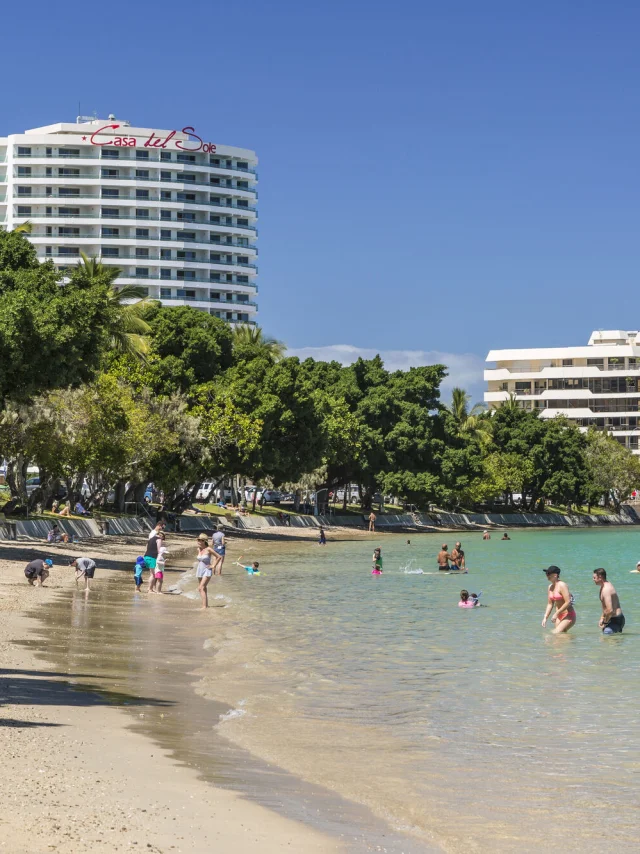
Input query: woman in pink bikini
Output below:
<box><xmin>541</xmin><ymin>565</ymin><xmax>576</xmax><ymax>634</ymax></box>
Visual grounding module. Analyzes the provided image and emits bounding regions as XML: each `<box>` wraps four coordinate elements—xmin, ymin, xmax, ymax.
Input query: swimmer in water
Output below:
<box><xmin>437</xmin><ymin>544</ymin><xmax>451</xmax><ymax>571</ymax></box>
<box><xmin>501</xmin><ymin>533</ymin><xmax>511</xmax><ymax>540</ymax></box>
<box><xmin>458</xmin><ymin>589</ymin><xmax>479</xmax><ymax>608</ymax></box>
<box><xmin>541</xmin><ymin>565</ymin><xmax>576</xmax><ymax>634</ymax></box>
<box><xmin>482</xmin><ymin>530</ymin><xmax>491</xmax><ymax>540</ymax></box>
<box><xmin>234</xmin><ymin>556</ymin><xmax>261</xmax><ymax>575</ymax></box>
<box><xmin>450</xmin><ymin>542</ymin><xmax>465</xmax><ymax>571</ymax></box>
<box><xmin>372</xmin><ymin>548</ymin><xmax>383</xmax><ymax>573</ymax></box>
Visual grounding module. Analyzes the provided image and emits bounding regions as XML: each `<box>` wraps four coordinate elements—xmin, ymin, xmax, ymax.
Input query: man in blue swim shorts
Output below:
<box><xmin>593</xmin><ymin>568</ymin><xmax>625</xmax><ymax>634</ymax></box>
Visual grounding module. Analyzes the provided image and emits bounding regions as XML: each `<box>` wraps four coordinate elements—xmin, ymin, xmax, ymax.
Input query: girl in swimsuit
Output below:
<box><xmin>196</xmin><ymin>536</ymin><xmax>216</xmax><ymax>609</ymax></box>
<box><xmin>541</xmin><ymin>565</ymin><xmax>576</xmax><ymax>633</ymax></box>
<box><xmin>372</xmin><ymin>548</ymin><xmax>383</xmax><ymax>574</ymax></box>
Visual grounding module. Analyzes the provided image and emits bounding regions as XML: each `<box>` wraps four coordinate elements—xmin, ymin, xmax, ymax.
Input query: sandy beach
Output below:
<box><xmin>0</xmin><ymin>538</ymin><xmax>341</xmax><ymax>854</ymax></box>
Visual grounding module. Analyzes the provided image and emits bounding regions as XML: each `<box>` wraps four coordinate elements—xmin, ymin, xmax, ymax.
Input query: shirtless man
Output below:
<box><xmin>450</xmin><ymin>542</ymin><xmax>465</xmax><ymax>570</ymax></box>
<box><xmin>437</xmin><ymin>544</ymin><xmax>451</xmax><ymax>571</ymax></box>
<box><xmin>593</xmin><ymin>568</ymin><xmax>625</xmax><ymax>634</ymax></box>
<box><xmin>368</xmin><ymin>512</ymin><xmax>376</xmax><ymax>532</ymax></box>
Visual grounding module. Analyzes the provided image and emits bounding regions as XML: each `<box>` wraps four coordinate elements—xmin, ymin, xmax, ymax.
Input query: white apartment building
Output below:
<box><xmin>0</xmin><ymin>116</ymin><xmax>258</xmax><ymax>323</ymax></box>
<box><xmin>485</xmin><ymin>330</ymin><xmax>640</xmax><ymax>453</ymax></box>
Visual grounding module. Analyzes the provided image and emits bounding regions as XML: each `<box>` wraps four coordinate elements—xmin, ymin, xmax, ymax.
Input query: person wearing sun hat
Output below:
<box><xmin>25</xmin><ymin>557</ymin><xmax>53</xmax><ymax>586</ymax></box>
<box><xmin>541</xmin><ymin>565</ymin><xmax>576</xmax><ymax>633</ymax></box>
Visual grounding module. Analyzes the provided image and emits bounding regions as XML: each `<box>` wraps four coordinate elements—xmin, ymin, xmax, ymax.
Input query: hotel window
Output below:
<box><xmin>46</xmin><ymin>206</ymin><xmax>52</xmax><ymax>215</ymax></box>
<box><xmin>136</xmin><ymin>189</ymin><xmax>150</xmax><ymax>199</ymax></box>
<box><xmin>226</xmin><ymin>312</ymin><xmax>233</xmax><ymax>320</ymax></box>
<box><xmin>59</xmin><ymin>188</ymin><xmax>80</xmax><ymax>196</ymax></box>
<box><xmin>210</xmin><ymin>253</ymin><xmax>221</xmax><ymax>262</ymax></box>
<box><xmin>210</xmin><ymin>196</ymin><xmax>221</xmax><ymax>205</ymax></box>
<box><xmin>45</xmin><ymin>167</ymin><xmax>52</xmax><ymax>176</ymax></box>
<box><xmin>101</xmin><ymin>149</ymin><xmax>120</xmax><ymax>159</ymax></box>
<box><xmin>210</xmin><ymin>273</ymin><xmax>221</xmax><ymax>281</ymax></box>
<box><xmin>210</xmin><ymin>215</ymin><xmax>220</xmax><ymax>223</ymax></box>
<box><xmin>101</xmin><ymin>207</ymin><xmax>120</xmax><ymax>218</ymax></box>
<box><xmin>237</xmin><ymin>237</ymin><xmax>249</xmax><ymax>246</ymax></box>
<box><xmin>17</xmin><ymin>146</ymin><xmax>31</xmax><ymax>157</ymax></box>
<box><xmin>160</xmin><ymin>229</ymin><xmax>171</xmax><ymax>239</ymax></box>
<box><xmin>238</xmin><ymin>256</ymin><xmax>249</xmax><ymax>264</ymax></box>
<box><xmin>17</xmin><ymin>166</ymin><xmax>31</xmax><ymax>176</ymax></box>
<box><xmin>160</xmin><ymin>171</ymin><xmax>171</xmax><ymax>181</ymax></box>
<box><xmin>59</xmin><ymin>207</ymin><xmax>80</xmax><ymax>216</ymax></box>
<box><xmin>177</xmin><ymin>251</ymin><xmax>196</xmax><ymax>261</ymax></box>
<box><xmin>237</xmin><ymin>161</ymin><xmax>248</xmax><ymax>170</ymax></box>
<box><xmin>58</xmin><ymin>227</ymin><xmax>80</xmax><ymax>236</ymax></box>
<box><xmin>136</xmin><ymin>150</ymin><xmax>149</xmax><ymax>160</ymax></box>
<box><xmin>210</xmin><ymin>234</ymin><xmax>221</xmax><ymax>243</ymax></box>
<box><xmin>224</xmin><ymin>217</ymin><xmax>233</xmax><ymax>225</ymax></box>
<box><xmin>58</xmin><ymin>168</ymin><xmax>80</xmax><ymax>176</ymax></box>
<box><xmin>177</xmin><ymin>193</ymin><xmax>196</xmax><ymax>202</ymax></box>
<box><xmin>237</xmin><ymin>181</ymin><xmax>249</xmax><ymax>189</ymax></box>
<box><xmin>177</xmin><ymin>212</ymin><xmax>196</xmax><ymax>222</ymax></box>
<box><xmin>136</xmin><ymin>228</ymin><xmax>150</xmax><ymax>238</ymax></box>
<box><xmin>178</xmin><ymin>231</ymin><xmax>196</xmax><ymax>241</ymax></box>
<box><xmin>160</xmin><ymin>151</ymin><xmax>172</xmax><ymax>161</ymax></box>
<box><xmin>136</xmin><ymin>169</ymin><xmax>150</xmax><ymax>179</ymax></box>
<box><xmin>587</xmin><ymin>358</ymin><xmax>604</xmax><ymax>367</ymax></box>
<box><xmin>210</xmin><ymin>177</ymin><xmax>221</xmax><ymax>186</ymax></box>
<box><xmin>59</xmin><ymin>148</ymin><xmax>80</xmax><ymax>158</ymax></box>
<box><xmin>209</xmin><ymin>157</ymin><xmax>220</xmax><ymax>166</ymax></box>
<box><xmin>45</xmin><ymin>187</ymin><xmax>53</xmax><ymax>196</ymax></box>
<box><xmin>160</xmin><ymin>269</ymin><xmax>171</xmax><ymax>280</ymax></box>
<box><xmin>45</xmin><ymin>147</ymin><xmax>53</xmax><ymax>157</ymax></box>
<box><xmin>237</xmin><ymin>218</ymin><xmax>249</xmax><ymax>227</ymax></box>
<box><xmin>180</xmin><ymin>173</ymin><xmax>196</xmax><ymax>183</ymax></box>
<box><xmin>102</xmin><ymin>188</ymin><xmax>120</xmax><ymax>198</ymax></box>
<box><xmin>17</xmin><ymin>186</ymin><xmax>32</xmax><ymax>195</ymax></box>
<box><xmin>136</xmin><ymin>208</ymin><xmax>149</xmax><ymax>218</ymax></box>
<box><xmin>160</xmin><ymin>249</ymin><xmax>172</xmax><ymax>260</ymax></box>
<box><xmin>101</xmin><ymin>226</ymin><xmax>119</xmax><ymax>237</ymax></box>
<box><xmin>46</xmin><ymin>226</ymin><xmax>53</xmax><ymax>236</ymax></box>
<box><xmin>177</xmin><ymin>270</ymin><xmax>196</xmax><ymax>280</ymax></box>
<box><xmin>160</xmin><ymin>209</ymin><xmax>172</xmax><ymax>220</ymax></box>
<box><xmin>177</xmin><ymin>153</ymin><xmax>196</xmax><ymax>164</ymax></box>
<box><xmin>135</xmin><ymin>268</ymin><xmax>150</xmax><ymax>278</ymax></box>
<box><xmin>237</xmin><ymin>275</ymin><xmax>249</xmax><ymax>283</ymax></box>
<box><xmin>101</xmin><ymin>168</ymin><xmax>119</xmax><ymax>178</ymax></box>
<box><xmin>237</xmin><ymin>200</ymin><xmax>249</xmax><ymax>208</ymax></box>
<box><xmin>160</xmin><ymin>287</ymin><xmax>172</xmax><ymax>297</ymax></box>
<box><xmin>160</xmin><ymin>191</ymin><xmax>172</xmax><ymax>201</ymax></box>
<box><xmin>17</xmin><ymin>206</ymin><xmax>32</xmax><ymax>216</ymax></box>
<box><xmin>210</xmin><ymin>291</ymin><xmax>221</xmax><ymax>300</ymax></box>
<box><xmin>135</xmin><ymin>248</ymin><xmax>149</xmax><ymax>258</ymax></box>
<box><xmin>225</xmin><ymin>273</ymin><xmax>233</xmax><ymax>282</ymax></box>
<box><xmin>184</xmin><ymin>290</ymin><xmax>196</xmax><ymax>299</ymax></box>
<box><xmin>562</xmin><ymin>359</ymin><xmax>573</xmax><ymax>367</ymax></box>
<box><xmin>58</xmin><ymin>247</ymin><xmax>80</xmax><ymax>256</ymax></box>
<box><xmin>45</xmin><ymin>246</ymin><xmax>52</xmax><ymax>255</ymax></box>
<box><xmin>102</xmin><ymin>247</ymin><xmax>120</xmax><ymax>257</ymax></box>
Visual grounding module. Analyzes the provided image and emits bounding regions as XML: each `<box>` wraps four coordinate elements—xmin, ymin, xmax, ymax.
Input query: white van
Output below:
<box><xmin>196</xmin><ymin>482</ymin><xmax>214</xmax><ymax>501</ymax></box>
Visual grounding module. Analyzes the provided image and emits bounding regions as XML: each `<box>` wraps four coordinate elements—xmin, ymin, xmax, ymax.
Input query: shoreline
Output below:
<box><xmin>0</xmin><ymin>539</ymin><xmax>342</xmax><ymax>853</ymax></box>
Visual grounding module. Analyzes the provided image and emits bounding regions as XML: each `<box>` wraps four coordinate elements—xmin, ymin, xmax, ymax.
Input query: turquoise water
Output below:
<box><xmin>203</xmin><ymin>529</ymin><xmax>640</xmax><ymax>852</ymax></box>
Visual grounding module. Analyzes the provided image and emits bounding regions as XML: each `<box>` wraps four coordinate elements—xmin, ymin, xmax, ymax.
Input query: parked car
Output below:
<box><xmin>196</xmin><ymin>482</ymin><xmax>214</xmax><ymax>502</ymax></box>
<box><xmin>260</xmin><ymin>489</ymin><xmax>282</xmax><ymax>505</ymax></box>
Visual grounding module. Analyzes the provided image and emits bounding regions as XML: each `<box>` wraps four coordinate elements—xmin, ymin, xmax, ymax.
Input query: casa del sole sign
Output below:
<box><xmin>82</xmin><ymin>123</ymin><xmax>217</xmax><ymax>153</ymax></box>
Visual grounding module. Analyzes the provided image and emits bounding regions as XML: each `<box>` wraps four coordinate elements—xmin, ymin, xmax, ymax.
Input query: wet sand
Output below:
<box><xmin>0</xmin><ymin>538</ymin><xmax>341</xmax><ymax>853</ymax></box>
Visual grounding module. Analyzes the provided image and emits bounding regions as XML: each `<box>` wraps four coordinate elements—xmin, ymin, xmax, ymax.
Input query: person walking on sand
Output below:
<box><xmin>153</xmin><ymin>532</ymin><xmax>169</xmax><ymax>593</ymax></box>
<box><xmin>541</xmin><ymin>566</ymin><xmax>576</xmax><ymax>634</ymax></box>
<box><xmin>437</xmin><ymin>544</ymin><xmax>451</xmax><ymax>571</ymax></box>
<box><xmin>69</xmin><ymin>557</ymin><xmax>96</xmax><ymax>591</ymax></box>
<box><xmin>196</xmin><ymin>534</ymin><xmax>216</xmax><ymax>609</ymax></box>
<box><xmin>145</xmin><ymin>520</ymin><xmax>165</xmax><ymax>593</ymax></box>
<box><xmin>368</xmin><ymin>511</ymin><xmax>376</xmax><ymax>532</ymax></box>
<box><xmin>211</xmin><ymin>526</ymin><xmax>226</xmax><ymax>575</ymax></box>
<box><xmin>25</xmin><ymin>558</ymin><xmax>53</xmax><ymax>586</ymax></box>
<box><xmin>593</xmin><ymin>568</ymin><xmax>625</xmax><ymax>634</ymax></box>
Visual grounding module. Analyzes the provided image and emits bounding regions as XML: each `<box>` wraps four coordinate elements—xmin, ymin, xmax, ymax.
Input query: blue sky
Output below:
<box><xmin>3</xmin><ymin>0</ymin><xmax>639</xmax><ymax>402</ymax></box>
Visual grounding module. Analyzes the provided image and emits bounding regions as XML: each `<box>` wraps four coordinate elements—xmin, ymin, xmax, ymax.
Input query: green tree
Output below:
<box><xmin>584</xmin><ymin>428</ymin><xmax>640</xmax><ymax>512</ymax></box>
<box><xmin>232</xmin><ymin>324</ymin><xmax>285</xmax><ymax>364</ymax></box>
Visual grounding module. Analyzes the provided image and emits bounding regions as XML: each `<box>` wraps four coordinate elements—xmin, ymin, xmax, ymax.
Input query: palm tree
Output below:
<box><xmin>77</xmin><ymin>253</ymin><xmax>154</xmax><ymax>357</ymax></box>
<box><xmin>12</xmin><ymin>221</ymin><xmax>33</xmax><ymax>235</ymax></box>
<box><xmin>446</xmin><ymin>387</ymin><xmax>492</xmax><ymax>444</ymax></box>
<box><xmin>232</xmin><ymin>324</ymin><xmax>285</xmax><ymax>363</ymax></box>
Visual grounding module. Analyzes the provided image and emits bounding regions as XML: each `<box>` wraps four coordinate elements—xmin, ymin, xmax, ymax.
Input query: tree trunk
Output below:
<box><xmin>342</xmin><ymin>485</ymin><xmax>348</xmax><ymax>512</ymax></box>
<box><xmin>113</xmin><ymin>480</ymin><xmax>127</xmax><ymax>514</ymax></box>
<box><xmin>7</xmin><ymin>456</ymin><xmax>28</xmax><ymax>505</ymax></box>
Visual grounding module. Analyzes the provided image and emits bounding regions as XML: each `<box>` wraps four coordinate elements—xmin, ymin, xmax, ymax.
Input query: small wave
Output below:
<box><xmin>404</xmin><ymin>569</ymin><xmax>424</xmax><ymax>574</ymax></box>
<box><xmin>214</xmin><ymin>594</ymin><xmax>233</xmax><ymax>603</ymax></box>
<box><xmin>219</xmin><ymin>700</ymin><xmax>247</xmax><ymax>723</ymax></box>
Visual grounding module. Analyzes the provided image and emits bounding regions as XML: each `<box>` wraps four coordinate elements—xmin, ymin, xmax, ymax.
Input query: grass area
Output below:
<box><xmin>194</xmin><ymin>501</ymin><xmax>404</xmax><ymax>518</ymax></box>
<box><xmin>545</xmin><ymin>504</ymin><xmax>611</xmax><ymax>516</ymax></box>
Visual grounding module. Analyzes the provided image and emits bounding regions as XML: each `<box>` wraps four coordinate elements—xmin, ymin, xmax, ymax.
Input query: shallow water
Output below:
<box><xmin>194</xmin><ymin>529</ymin><xmax>640</xmax><ymax>852</ymax></box>
<box><xmin>20</xmin><ymin>528</ymin><xmax>640</xmax><ymax>853</ymax></box>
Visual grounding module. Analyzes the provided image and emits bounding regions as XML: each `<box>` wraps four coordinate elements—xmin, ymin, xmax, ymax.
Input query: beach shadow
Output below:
<box><xmin>1</xmin><ymin>670</ymin><xmax>174</xmax><ymax>711</ymax></box>
<box><xmin>0</xmin><ymin>667</ymin><xmax>116</xmax><ymax>680</ymax></box>
<box><xmin>0</xmin><ymin>718</ymin><xmax>61</xmax><ymax>728</ymax></box>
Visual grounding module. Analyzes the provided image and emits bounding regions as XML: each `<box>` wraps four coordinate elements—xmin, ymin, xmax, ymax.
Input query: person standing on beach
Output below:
<box><xmin>593</xmin><ymin>568</ymin><xmax>625</xmax><ymax>634</ymax></box>
<box><xmin>437</xmin><ymin>545</ymin><xmax>451</xmax><ymax>571</ymax></box>
<box><xmin>541</xmin><ymin>566</ymin><xmax>576</xmax><ymax>634</ymax></box>
<box><xmin>153</xmin><ymin>533</ymin><xmax>169</xmax><ymax>593</ymax></box>
<box><xmin>145</xmin><ymin>521</ymin><xmax>165</xmax><ymax>593</ymax></box>
<box><xmin>211</xmin><ymin>526</ymin><xmax>226</xmax><ymax>575</ymax></box>
<box><xmin>368</xmin><ymin>511</ymin><xmax>376</xmax><ymax>532</ymax></box>
<box><xmin>69</xmin><ymin>557</ymin><xmax>96</xmax><ymax>591</ymax></box>
<box><xmin>25</xmin><ymin>558</ymin><xmax>53</xmax><ymax>586</ymax></box>
<box><xmin>196</xmin><ymin>534</ymin><xmax>216</xmax><ymax>609</ymax></box>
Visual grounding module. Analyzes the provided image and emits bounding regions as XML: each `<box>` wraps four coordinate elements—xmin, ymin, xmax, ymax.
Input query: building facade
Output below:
<box><xmin>485</xmin><ymin>330</ymin><xmax>640</xmax><ymax>453</ymax></box>
<box><xmin>0</xmin><ymin>117</ymin><xmax>258</xmax><ymax>323</ymax></box>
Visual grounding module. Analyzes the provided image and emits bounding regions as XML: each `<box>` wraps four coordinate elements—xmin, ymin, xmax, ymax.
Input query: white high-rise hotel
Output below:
<box><xmin>485</xmin><ymin>330</ymin><xmax>640</xmax><ymax>454</ymax></box>
<box><xmin>0</xmin><ymin>116</ymin><xmax>258</xmax><ymax>323</ymax></box>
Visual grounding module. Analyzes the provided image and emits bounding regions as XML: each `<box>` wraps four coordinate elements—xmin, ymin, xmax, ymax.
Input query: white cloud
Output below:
<box><xmin>287</xmin><ymin>345</ymin><xmax>486</xmax><ymax>402</ymax></box>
